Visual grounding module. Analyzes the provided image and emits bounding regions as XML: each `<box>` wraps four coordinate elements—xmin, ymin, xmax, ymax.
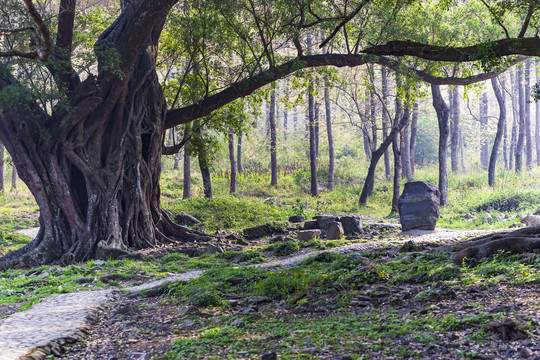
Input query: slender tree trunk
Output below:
<box><xmin>315</xmin><ymin>102</ymin><xmax>320</xmax><ymax>158</ymax></box>
<box><xmin>324</xmin><ymin>83</ymin><xmax>335</xmax><ymax>191</ymax></box>
<box><xmin>391</xmin><ymin>128</ymin><xmax>402</xmax><ymax>214</ymax></box>
<box><xmin>359</xmin><ymin>96</ymin><xmax>410</xmax><ymax>206</ymax></box>
<box><xmin>10</xmin><ymin>161</ymin><xmax>16</xmax><ymax>190</ymax></box>
<box><xmin>401</xmin><ymin>97</ymin><xmax>413</xmax><ymax>182</ymax></box>
<box><xmin>450</xmin><ymin>86</ymin><xmax>460</xmax><ymax>172</ymax></box>
<box><xmin>536</xmin><ymin>59</ymin><xmax>540</xmax><ymax>166</ymax></box>
<box><xmin>293</xmin><ymin>107</ymin><xmax>298</xmax><ymax>132</ymax></box>
<box><xmin>432</xmin><ymin>84</ymin><xmax>450</xmax><ymax>206</ymax></box>
<box><xmin>516</xmin><ymin>65</ymin><xmax>525</xmax><ymax>172</ymax></box>
<box><xmin>284</xmin><ymin>107</ymin><xmax>288</xmax><ymax>141</ymax></box>
<box><xmin>509</xmin><ymin>70</ymin><xmax>518</xmax><ymax>170</ymax></box>
<box><xmin>410</xmin><ymin>100</ymin><xmax>418</xmax><ymax>177</ymax></box>
<box><xmin>370</xmin><ymin>89</ymin><xmax>377</xmax><ymax>154</ymax></box>
<box><xmin>198</xmin><ymin>151</ymin><xmax>212</xmax><ymax>199</ymax></box>
<box><xmin>480</xmin><ymin>91</ymin><xmax>489</xmax><ymax>170</ymax></box>
<box><xmin>308</xmin><ymin>82</ymin><xmax>318</xmax><ymax>196</ymax></box>
<box><xmin>0</xmin><ymin>143</ymin><xmax>3</xmax><ymax>192</ymax></box>
<box><xmin>269</xmin><ymin>89</ymin><xmax>278</xmax><ymax>186</ymax></box>
<box><xmin>525</xmin><ymin>60</ymin><xmax>533</xmax><ymax>169</ymax></box>
<box><xmin>183</xmin><ymin>145</ymin><xmax>191</xmax><ymax>199</ymax></box>
<box><xmin>503</xmin><ymin>78</ymin><xmax>509</xmax><ymax>170</ymax></box>
<box><xmin>381</xmin><ymin>67</ymin><xmax>392</xmax><ymax>180</ymax></box>
<box><xmin>488</xmin><ymin>77</ymin><xmax>506</xmax><ymax>187</ymax></box>
<box><xmin>228</xmin><ymin>128</ymin><xmax>237</xmax><ymax>195</ymax></box>
<box><xmin>459</xmin><ymin>129</ymin><xmax>466</xmax><ymax>172</ymax></box>
<box><xmin>237</xmin><ymin>133</ymin><xmax>243</xmax><ymax>173</ymax></box>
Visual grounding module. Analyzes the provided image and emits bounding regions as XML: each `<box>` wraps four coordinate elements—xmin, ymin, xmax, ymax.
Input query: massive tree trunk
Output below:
<box><xmin>269</xmin><ymin>89</ymin><xmax>278</xmax><ymax>186</ymax></box>
<box><xmin>324</xmin><ymin>82</ymin><xmax>335</xmax><ymax>191</ymax></box>
<box><xmin>432</xmin><ymin>84</ymin><xmax>449</xmax><ymax>206</ymax></box>
<box><xmin>488</xmin><ymin>77</ymin><xmax>506</xmax><ymax>187</ymax></box>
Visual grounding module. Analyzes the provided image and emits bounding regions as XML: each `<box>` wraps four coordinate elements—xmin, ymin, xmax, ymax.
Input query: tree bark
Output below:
<box><xmin>432</xmin><ymin>84</ymin><xmax>450</xmax><ymax>206</ymax></box>
<box><xmin>228</xmin><ymin>128</ymin><xmax>237</xmax><ymax>195</ymax></box>
<box><xmin>269</xmin><ymin>89</ymin><xmax>278</xmax><ymax>186</ymax></box>
<box><xmin>401</xmin><ymin>103</ymin><xmax>413</xmax><ymax>182</ymax></box>
<box><xmin>480</xmin><ymin>91</ymin><xmax>489</xmax><ymax>170</ymax></box>
<box><xmin>10</xmin><ymin>161</ymin><xmax>16</xmax><ymax>190</ymax></box>
<box><xmin>315</xmin><ymin>101</ymin><xmax>320</xmax><ymax>159</ymax></box>
<box><xmin>324</xmin><ymin>82</ymin><xmax>335</xmax><ymax>191</ymax></box>
<box><xmin>488</xmin><ymin>77</ymin><xmax>506</xmax><ymax>187</ymax></box>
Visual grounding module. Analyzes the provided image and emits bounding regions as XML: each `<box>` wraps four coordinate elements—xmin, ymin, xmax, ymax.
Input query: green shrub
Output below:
<box><xmin>273</xmin><ymin>241</ymin><xmax>299</xmax><ymax>256</ymax></box>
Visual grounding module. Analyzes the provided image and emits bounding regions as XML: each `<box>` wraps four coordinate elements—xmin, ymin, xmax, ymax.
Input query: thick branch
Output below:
<box><xmin>363</xmin><ymin>38</ymin><xmax>540</xmax><ymax>61</ymax></box>
<box><xmin>165</xmin><ymin>54</ymin><xmax>520</xmax><ymax>129</ymax></box>
<box><xmin>21</xmin><ymin>0</ymin><xmax>53</xmax><ymax>61</ymax></box>
<box><xmin>518</xmin><ymin>1</ymin><xmax>537</xmax><ymax>38</ymax></box>
<box><xmin>47</xmin><ymin>0</ymin><xmax>80</xmax><ymax>92</ymax></box>
<box><xmin>320</xmin><ymin>0</ymin><xmax>372</xmax><ymax>48</ymax></box>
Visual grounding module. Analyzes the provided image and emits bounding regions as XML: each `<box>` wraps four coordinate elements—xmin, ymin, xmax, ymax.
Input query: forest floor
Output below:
<box><xmin>1</xmin><ymin>224</ymin><xmax>538</xmax><ymax>360</ymax></box>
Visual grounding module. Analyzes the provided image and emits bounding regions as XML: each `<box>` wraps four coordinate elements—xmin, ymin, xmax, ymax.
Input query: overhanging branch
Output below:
<box><xmin>165</xmin><ymin>53</ymin><xmax>522</xmax><ymax>129</ymax></box>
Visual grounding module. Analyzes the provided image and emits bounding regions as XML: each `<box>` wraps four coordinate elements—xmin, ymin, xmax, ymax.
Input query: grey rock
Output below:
<box><xmin>242</xmin><ymin>224</ymin><xmax>272</xmax><ymax>239</ymax></box>
<box><xmin>326</xmin><ymin>221</ymin><xmax>344</xmax><ymax>240</ymax></box>
<box><xmin>313</xmin><ymin>215</ymin><xmax>339</xmax><ymax>230</ymax></box>
<box><xmin>231</xmin><ymin>319</ymin><xmax>246</xmax><ymax>328</ymax></box>
<box><xmin>203</xmin><ymin>243</ymin><xmax>224</xmax><ymax>255</ymax></box>
<box><xmin>174</xmin><ymin>212</ymin><xmax>201</xmax><ymax>226</ymax></box>
<box><xmin>247</xmin><ymin>296</ymin><xmax>270</xmax><ymax>304</ymax></box>
<box><xmin>519</xmin><ymin>347</ymin><xmax>533</xmax><ymax>358</ymax></box>
<box><xmin>95</xmin><ymin>241</ymin><xmax>132</xmax><ymax>260</ymax></box>
<box><xmin>288</xmin><ymin>215</ymin><xmax>305</xmax><ymax>223</ymax></box>
<box><xmin>398</xmin><ymin>181</ymin><xmax>440</xmax><ymax>231</ymax></box>
<box><xmin>303</xmin><ymin>220</ymin><xmax>319</xmax><ymax>230</ymax></box>
<box><xmin>339</xmin><ymin>216</ymin><xmax>362</xmax><ymax>234</ymax></box>
<box><xmin>484</xmin><ymin>213</ymin><xmax>494</xmax><ymax>222</ymax></box>
<box><xmin>521</xmin><ymin>215</ymin><xmax>540</xmax><ymax>227</ymax></box>
<box><xmin>260</xmin><ymin>352</ymin><xmax>277</xmax><ymax>360</ymax></box>
<box><xmin>297</xmin><ymin>229</ymin><xmax>321</xmax><ymax>242</ymax></box>
<box><xmin>334</xmin><ymin>356</ymin><xmax>353</xmax><ymax>360</ymax></box>
<box><xmin>497</xmin><ymin>214</ymin><xmax>506</xmax><ymax>221</ymax></box>
<box><xmin>115</xmin><ymin>303</ymin><xmax>137</xmax><ymax>316</ymax></box>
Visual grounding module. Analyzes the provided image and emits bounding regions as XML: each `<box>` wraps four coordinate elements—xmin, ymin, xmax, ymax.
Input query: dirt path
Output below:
<box><xmin>0</xmin><ymin>227</ymin><xmax>498</xmax><ymax>360</ymax></box>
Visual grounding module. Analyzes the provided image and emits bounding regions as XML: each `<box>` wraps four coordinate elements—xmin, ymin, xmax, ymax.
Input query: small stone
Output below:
<box><xmin>519</xmin><ymin>347</ymin><xmax>533</xmax><ymax>358</ymax></box>
<box><xmin>231</xmin><ymin>319</ymin><xmax>246</xmax><ymax>328</ymax></box>
<box><xmin>247</xmin><ymin>296</ymin><xmax>270</xmax><ymax>304</ymax></box>
<box><xmin>297</xmin><ymin>229</ymin><xmax>321</xmax><ymax>241</ymax></box>
<box><xmin>260</xmin><ymin>352</ymin><xmax>277</xmax><ymax>360</ymax></box>
<box><xmin>288</xmin><ymin>215</ymin><xmax>305</xmax><ymax>223</ymax></box>
<box><xmin>203</xmin><ymin>243</ymin><xmax>224</xmax><ymax>254</ymax></box>
<box><xmin>334</xmin><ymin>356</ymin><xmax>353</xmax><ymax>360</ymax></box>
<box><xmin>115</xmin><ymin>303</ymin><xmax>137</xmax><ymax>316</ymax></box>
<box><xmin>484</xmin><ymin>213</ymin><xmax>494</xmax><ymax>223</ymax></box>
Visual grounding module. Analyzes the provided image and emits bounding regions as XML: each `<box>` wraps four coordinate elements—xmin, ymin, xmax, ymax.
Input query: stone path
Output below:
<box><xmin>0</xmin><ymin>228</ymin><xmax>497</xmax><ymax>359</ymax></box>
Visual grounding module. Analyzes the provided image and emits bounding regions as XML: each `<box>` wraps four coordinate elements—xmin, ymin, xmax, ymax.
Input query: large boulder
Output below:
<box><xmin>303</xmin><ymin>220</ymin><xmax>319</xmax><ymax>230</ymax></box>
<box><xmin>398</xmin><ymin>181</ymin><xmax>440</xmax><ymax>231</ymax></box>
<box><xmin>288</xmin><ymin>215</ymin><xmax>305</xmax><ymax>223</ymax></box>
<box><xmin>326</xmin><ymin>221</ymin><xmax>344</xmax><ymax>240</ymax></box>
<box><xmin>339</xmin><ymin>216</ymin><xmax>362</xmax><ymax>234</ymax></box>
<box><xmin>242</xmin><ymin>224</ymin><xmax>272</xmax><ymax>239</ymax></box>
